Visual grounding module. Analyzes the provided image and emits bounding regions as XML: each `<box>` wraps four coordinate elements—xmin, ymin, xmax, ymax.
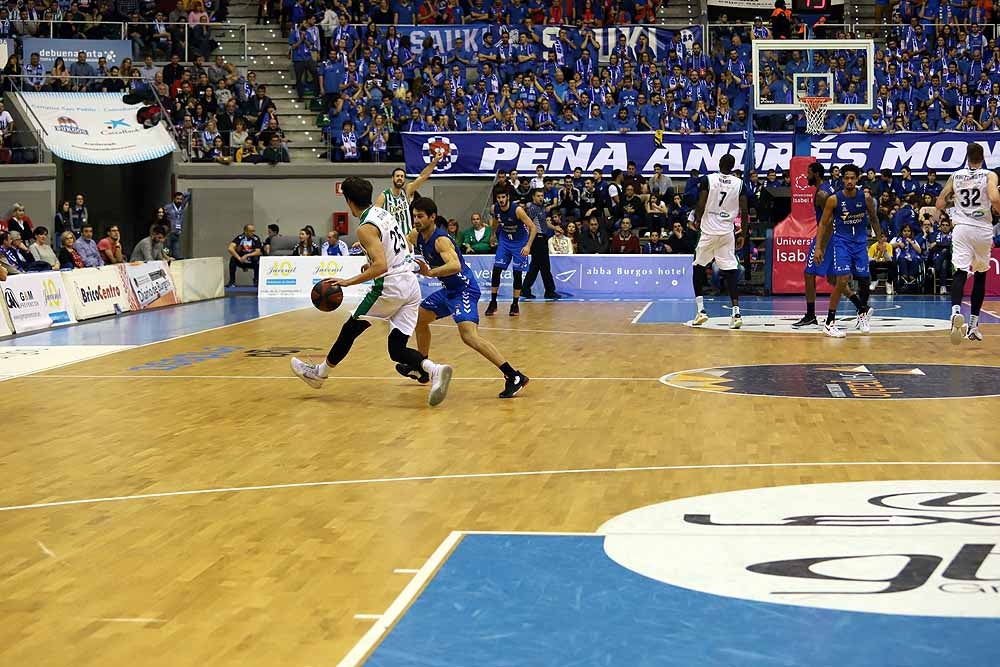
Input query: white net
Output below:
<box><xmin>800</xmin><ymin>97</ymin><xmax>832</xmax><ymax>135</ymax></box>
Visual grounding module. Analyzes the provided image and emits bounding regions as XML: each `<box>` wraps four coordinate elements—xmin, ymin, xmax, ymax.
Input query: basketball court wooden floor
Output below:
<box><xmin>1</xmin><ymin>297</ymin><xmax>998</xmax><ymax>666</ymax></box>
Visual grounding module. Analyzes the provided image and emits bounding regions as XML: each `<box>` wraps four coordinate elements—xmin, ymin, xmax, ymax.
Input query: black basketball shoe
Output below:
<box><xmin>499</xmin><ymin>372</ymin><xmax>529</xmax><ymax>398</ymax></box>
<box><xmin>791</xmin><ymin>314</ymin><xmax>819</xmax><ymax>328</ymax></box>
<box><xmin>395</xmin><ymin>363</ymin><xmax>429</xmax><ymax>384</ymax></box>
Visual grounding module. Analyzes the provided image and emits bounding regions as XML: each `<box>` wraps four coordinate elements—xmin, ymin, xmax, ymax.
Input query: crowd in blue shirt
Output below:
<box><xmin>294</xmin><ymin>0</ymin><xmax>1000</xmax><ymax>160</ymax></box>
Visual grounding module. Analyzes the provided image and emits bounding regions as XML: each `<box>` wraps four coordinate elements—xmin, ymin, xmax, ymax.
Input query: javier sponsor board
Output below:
<box><xmin>1</xmin><ymin>271</ymin><xmax>76</xmax><ymax>333</ymax></box>
<box><xmin>660</xmin><ymin>363</ymin><xmax>1000</xmax><ymax>399</ymax></box>
<box><xmin>63</xmin><ymin>265</ymin><xmax>133</xmax><ymax>320</ymax></box>
<box><xmin>120</xmin><ymin>261</ymin><xmax>178</xmax><ymax>310</ymax></box>
<box><xmin>600</xmin><ymin>480</ymin><xmax>1000</xmax><ymax>618</ymax></box>
<box><xmin>258</xmin><ymin>256</ymin><xmax>373</xmax><ymax>299</ymax></box>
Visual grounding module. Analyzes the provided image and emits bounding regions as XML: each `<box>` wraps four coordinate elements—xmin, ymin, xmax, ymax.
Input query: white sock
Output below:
<box><xmin>695</xmin><ymin>296</ymin><xmax>705</xmax><ymax>313</ymax></box>
<box><xmin>420</xmin><ymin>358</ymin><xmax>436</xmax><ymax>373</ymax></box>
<box><xmin>732</xmin><ymin>305</ymin><xmax>740</xmax><ymax>316</ymax></box>
<box><xmin>317</xmin><ymin>361</ymin><xmax>330</xmax><ymax>378</ymax></box>
<box><xmin>970</xmin><ymin>314</ymin><xmax>980</xmax><ymax>328</ymax></box>
<box><xmin>952</xmin><ymin>305</ymin><xmax>962</xmax><ymax>316</ymax></box>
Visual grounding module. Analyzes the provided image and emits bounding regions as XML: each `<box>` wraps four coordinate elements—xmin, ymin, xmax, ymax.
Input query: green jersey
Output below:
<box><xmin>382</xmin><ymin>187</ymin><xmax>413</xmax><ymax>235</ymax></box>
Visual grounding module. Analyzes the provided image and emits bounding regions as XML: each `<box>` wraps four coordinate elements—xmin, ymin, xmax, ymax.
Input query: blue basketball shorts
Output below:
<box><xmin>830</xmin><ymin>236</ymin><xmax>870</xmax><ymax>278</ymax></box>
<box><xmin>421</xmin><ymin>286</ymin><xmax>481</xmax><ymax>324</ymax></box>
<box><xmin>494</xmin><ymin>239</ymin><xmax>530</xmax><ymax>272</ymax></box>
<box><xmin>804</xmin><ymin>237</ymin><xmax>837</xmax><ymax>277</ymax></box>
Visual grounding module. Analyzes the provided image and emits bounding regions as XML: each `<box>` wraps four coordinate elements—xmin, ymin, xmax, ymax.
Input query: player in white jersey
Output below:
<box><xmin>691</xmin><ymin>153</ymin><xmax>749</xmax><ymax>329</ymax></box>
<box><xmin>936</xmin><ymin>142</ymin><xmax>1000</xmax><ymax>344</ymax></box>
<box><xmin>291</xmin><ymin>177</ymin><xmax>454</xmax><ymax>406</ymax></box>
<box><xmin>374</xmin><ymin>152</ymin><xmax>442</xmax><ymax>235</ymax></box>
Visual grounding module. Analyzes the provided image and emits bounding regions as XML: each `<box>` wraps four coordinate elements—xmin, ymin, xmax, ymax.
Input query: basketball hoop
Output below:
<box><xmin>800</xmin><ymin>96</ymin><xmax>832</xmax><ymax>135</ymax></box>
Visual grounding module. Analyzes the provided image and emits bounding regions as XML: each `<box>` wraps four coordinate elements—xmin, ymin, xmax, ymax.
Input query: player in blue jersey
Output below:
<box><xmin>403</xmin><ymin>197</ymin><xmax>529</xmax><ymax>398</ymax></box>
<box><xmin>486</xmin><ymin>187</ymin><xmax>537</xmax><ymax>317</ymax></box>
<box><xmin>814</xmin><ymin>164</ymin><xmax>881</xmax><ymax>338</ymax></box>
<box><xmin>793</xmin><ymin>161</ymin><xmax>863</xmax><ymax>329</ymax></box>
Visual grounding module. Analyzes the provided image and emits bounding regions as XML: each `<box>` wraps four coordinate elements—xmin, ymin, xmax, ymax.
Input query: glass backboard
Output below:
<box><xmin>750</xmin><ymin>39</ymin><xmax>875</xmax><ymax>113</ymax></box>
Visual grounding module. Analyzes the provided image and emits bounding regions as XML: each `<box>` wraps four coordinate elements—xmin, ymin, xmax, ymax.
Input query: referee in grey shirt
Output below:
<box><xmin>521</xmin><ymin>188</ymin><xmax>560</xmax><ymax>300</ymax></box>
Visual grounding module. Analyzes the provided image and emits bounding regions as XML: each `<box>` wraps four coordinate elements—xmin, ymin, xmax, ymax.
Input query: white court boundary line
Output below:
<box><xmin>448</xmin><ymin>323</ymin><xmax>950</xmax><ymax>338</ymax></box>
<box><xmin>338</xmin><ymin>531</ymin><xmax>463</xmax><ymax>667</ymax></box>
<box><xmin>3</xmin><ymin>303</ymin><xmax>311</xmax><ymax>381</ymax></box>
<box><xmin>0</xmin><ymin>345</ymin><xmax>136</xmax><ymax>382</ymax></box>
<box><xmin>631</xmin><ymin>301</ymin><xmax>653</xmax><ymax>324</ymax></box>
<box><xmin>1</xmin><ymin>460</ymin><xmax>998</xmax><ymax>514</ymax></box>
<box><xmin>963</xmin><ymin>300</ymin><xmax>1000</xmax><ymax>322</ymax></box>
<box><xmin>22</xmin><ymin>374</ymin><xmax>663</xmax><ymax>381</ymax></box>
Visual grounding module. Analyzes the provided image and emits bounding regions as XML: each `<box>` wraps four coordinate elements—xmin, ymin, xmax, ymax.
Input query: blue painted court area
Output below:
<box><xmin>366</xmin><ymin>534</ymin><xmax>998</xmax><ymax>667</ymax></box>
<box><xmin>0</xmin><ymin>296</ymin><xmax>307</xmax><ymax>347</ymax></box>
<box><xmin>635</xmin><ymin>295</ymin><xmax>1000</xmax><ymax>324</ymax></box>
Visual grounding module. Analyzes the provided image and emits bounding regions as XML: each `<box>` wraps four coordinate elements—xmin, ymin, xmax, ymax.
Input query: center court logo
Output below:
<box><xmin>599</xmin><ymin>480</ymin><xmax>1000</xmax><ymax>618</ymax></box>
<box><xmin>660</xmin><ymin>363</ymin><xmax>1000</xmax><ymax>399</ymax></box>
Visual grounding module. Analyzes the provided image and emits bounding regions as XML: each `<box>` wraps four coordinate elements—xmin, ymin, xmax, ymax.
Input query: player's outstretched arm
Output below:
<box><xmin>334</xmin><ymin>224</ymin><xmax>386</xmax><ymax>287</ymax></box>
<box><xmin>814</xmin><ymin>194</ymin><xmax>838</xmax><ymax>261</ymax></box>
<box><xmin>406</xmin><ymin>151</ymin><xmax>443</xmax><ymax>197</ymax></box>
<box><xmin>935</xmin><ymin>175</ymin><xmax>954</xmax><ymax>211</ymax></box>
<box><xmin>988</xmin><ymin>172</ymin><xmax>1000</xmax><ymax>216</ymax></box>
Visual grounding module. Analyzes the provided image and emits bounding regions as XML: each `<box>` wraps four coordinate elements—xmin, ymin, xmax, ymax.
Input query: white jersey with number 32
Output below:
<box><xmin>950</xmin><ymin>168</ymin><xmax>993</xmax><ymax>230</ymax></box>
<box><xmin>701</xmin><ymin>173</ymin><xmax>743</xmax><ymax>235</ymax></box>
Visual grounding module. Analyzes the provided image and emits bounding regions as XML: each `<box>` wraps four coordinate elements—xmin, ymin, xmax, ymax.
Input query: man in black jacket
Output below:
<box><xmin>578</xmin><ymin>217</ymin><xmax>608</xmax><ymax>254</ymax></box>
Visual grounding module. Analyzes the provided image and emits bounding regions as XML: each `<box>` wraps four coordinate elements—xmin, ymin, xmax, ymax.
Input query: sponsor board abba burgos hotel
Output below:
<box><xmin>599</xmin><ymin>480</ymin><xmax>1000</xmax><ymax>618</ymax></box>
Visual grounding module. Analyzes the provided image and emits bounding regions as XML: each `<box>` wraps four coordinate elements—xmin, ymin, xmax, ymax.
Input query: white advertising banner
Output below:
<box><xmin>17</xmin><ymin>92</ymin><xmax>176</xmax><ymax>165</ymax></box>
<box><xmin>1</xmin><ymin>271</ymin><xmax>76</xmax><ymax>333</ymax></box>
<box><xmin>120</xmin><ymin>261</ymin><xmax>179</xmax><ymax>310</ymax></box>
<box><xmin>62</xmin><ymin>265</ymin><xmax>133</xmax><ymax>320</ymax></box>
<box><xmin>257</xmin><ymin>256</ymin><xmax>372</xmax><ymax>299</ymax></box>
<box><xmin>169</xmin><ymin>257</ymin><xmax>224</xmax><ymax>303</ymax></box>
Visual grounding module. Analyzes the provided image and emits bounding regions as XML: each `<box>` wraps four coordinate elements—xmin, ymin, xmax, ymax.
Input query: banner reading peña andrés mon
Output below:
<box><xmin>403</xmin><ymin>131</ymin><xmax>1000</xmax><ymax>178</ymax></box>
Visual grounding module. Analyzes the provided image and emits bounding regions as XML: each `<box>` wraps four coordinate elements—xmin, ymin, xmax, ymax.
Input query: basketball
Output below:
<box><xmin>311</xmin><ymin>280</ymin><xmax>343</xmax><ymax>312</ymax></box>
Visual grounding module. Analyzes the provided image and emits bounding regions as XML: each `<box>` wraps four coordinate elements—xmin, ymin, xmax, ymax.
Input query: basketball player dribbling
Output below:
<box><xmin>290</xmin><ymin>176</ymin><xmax>454</xmax><ymax>406</ymax></box>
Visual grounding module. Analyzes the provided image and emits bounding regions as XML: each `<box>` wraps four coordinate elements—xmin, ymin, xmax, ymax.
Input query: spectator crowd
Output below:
<box><xmin>0</xmin><ymin>195</ymin><xmax>184</xmax><ymax>278</ymax></box>
<box><xmin>2</xmin><ymin>0</ymin><xmax>1000</xmax><ymax>162</ymax></box>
